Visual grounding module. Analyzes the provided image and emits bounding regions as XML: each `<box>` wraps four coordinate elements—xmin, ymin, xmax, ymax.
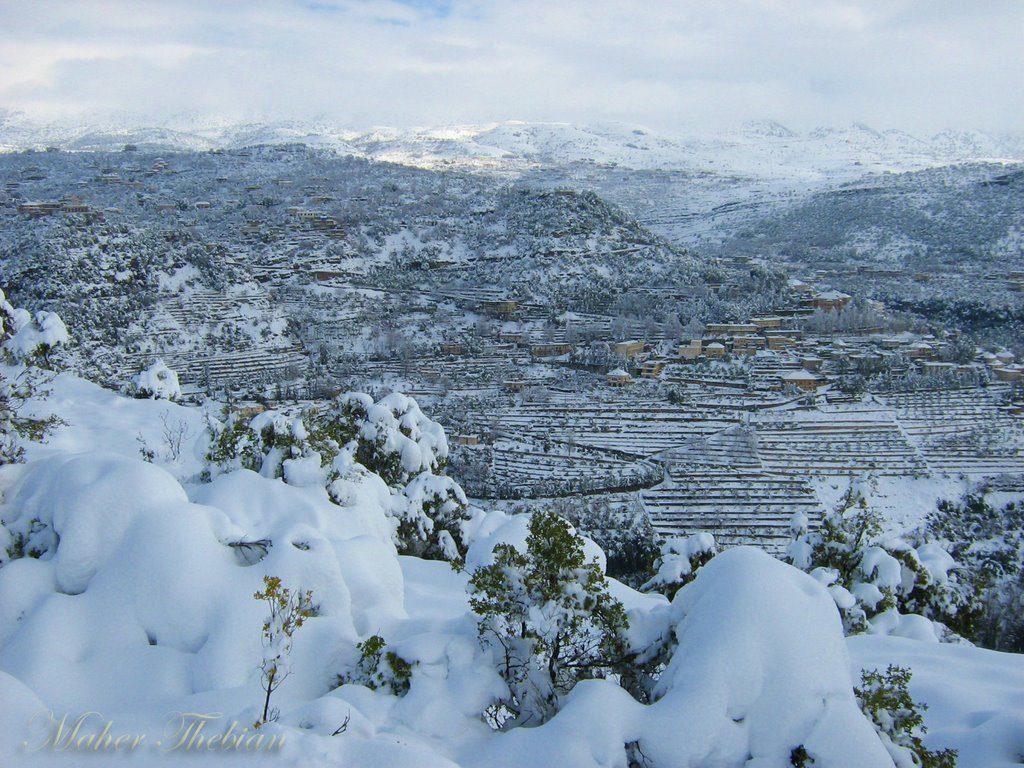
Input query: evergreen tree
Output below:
<box><xmin>468</xmin><ymin>510</ymin><xmax>629</xmax><ymax>727</ymax></box>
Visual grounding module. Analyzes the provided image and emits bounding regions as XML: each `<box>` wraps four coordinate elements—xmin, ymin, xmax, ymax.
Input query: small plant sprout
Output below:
<box><xmin>253</xmin><ymin>575</ymin><xmax>316</xmax><ymax>727</ymax></box>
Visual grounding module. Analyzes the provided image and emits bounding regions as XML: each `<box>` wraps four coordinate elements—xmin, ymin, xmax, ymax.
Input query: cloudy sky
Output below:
<box><xmin>1</xmin><ymin>0</ymin><xmax>1021</xmax><ymax>133</ymax></box>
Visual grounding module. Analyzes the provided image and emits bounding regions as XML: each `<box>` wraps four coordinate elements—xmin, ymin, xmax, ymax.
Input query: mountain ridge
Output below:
<box><xmin>3</xmin><ymin>113</ymin><xmax>1022</xmax><ymax>180</ymax></box>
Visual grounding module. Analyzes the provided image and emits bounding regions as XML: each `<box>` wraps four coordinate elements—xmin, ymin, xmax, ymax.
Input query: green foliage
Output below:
<box><xmin>253</xmin><ymin>575</ymin><xmax>316</xmax><ymax>726</ymax></box>
<box><xmin>205</xmin><ymin>411</ymin><xmax>267</xmax><ymax>473</ymax></box>
<box><xmin>468</xmin><ymin>509</ymin><xmax>630</xmax><ymax>727</ymax></box>
<box><xmin>855</xmin><ymin>666</ymin><xmax>957</xmax><ymax>768</ymax></box>
<box><xmin>549</xmin><ymin>496</ymin><xmax>659</xmax><ymax>589</ymax></box>
<box><xmin>397</xmin><ymin>474</ymin><xmax>471</xmax><ymax>561</ymax></box>
<box><xmin>4</xmin><ymin>517</ymin><xmax>52</xmax><ymax>562</ymax></box>
<box><xmin>337</xmin><ymin>634</ymin><xmax>414</xmax><ymax>696</ymax></box>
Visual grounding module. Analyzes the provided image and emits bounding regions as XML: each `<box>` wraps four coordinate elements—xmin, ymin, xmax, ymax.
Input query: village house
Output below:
<box><xmin>531</xmin><ymin>343</ymin><xmax>573</xmax><ymax>358</ymax></box>
<box><xmin>919</xmin><ymin>361</ymin><xmax>957</xmax><ymax>375</ymax></box>
<box><xmin>704</xmin><ymin>342</ymin><xmax>726</xmax><ymax>358</ymax></box>
<box><xmin>606</xmin><ymin>368</ymin><xmax>632</xmax><ymax>387</ymax></box>
<box><xmin>705</xmin><ymin>323</ymin><xmax>758</xmax><ymax>336</ymax></box>
<box><xmin>310</xmin><ymin>269</ymin><xmax>348</xmax><ymax>282</ymax></box>
<box><xmin>678</xmin><ymin>339</ymin><xmax>702</xmax><ymax>360</ymax></box>
<box><xmin>480</xmin><ymin>299</ymin><xmax>518</xmax><ymax>319</ymax></box>
<box><xmin>780</xmin><ymin>369</ymin><xmax>822</xmax><ymax>391</ymax></box>
<box><xmin>766</xmin><ymin>336</ymin><xmax>796</xmax><ymax>351</ymax></box>
<box><xmin>993</xmin><ymin>367</ymin><xmax>1023</xmax><ymax>382</ymax></box>
<box><xmin>812</xmin><ymin>290</ymin><xmax>852</xmax><ymax>311</ymax></box>
<box><xmin>17</xmin><ymin>201</ymin><xmax>61</xmax><ymax>217</ymax></box>
<box><xmin>907</xmin><ymin>341</ymin><xmax>934</xmax><ymax>360</ymax></box>
<box><xmin>613</xmin><ymin>340</ymin><xmax>645</xmax><ymax>358</ymax></box>
<box><xmin>639</xmin><ymin>359</ymin><xmax>666</xmax><ymax>378</ymax></box>
<box><xmin>439</xmin><ymin>342</ymin><xmax>464</xmax><ymax>356</ymax></box>
<box><xmin>732</xmin><ymin>335</ymin><xmax>766</xmax><ymax>354</ymax></box>
<box><xmin>451</xmin><ymin>434</ymin><xmax>481</xmax><ymax>446</ymax></box>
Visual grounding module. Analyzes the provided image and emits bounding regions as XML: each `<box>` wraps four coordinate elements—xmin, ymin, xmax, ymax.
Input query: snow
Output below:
<box><xmin>1</xmin><ymin>369</ymin><xmax>1023</xmax><ymax>767</ymax></box>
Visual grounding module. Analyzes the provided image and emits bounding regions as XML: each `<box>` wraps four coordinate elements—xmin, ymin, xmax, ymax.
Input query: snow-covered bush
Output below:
<box><xmin>205</xmin><ymin>391</ymin><xmax>469</xmax><ymax>560</ymax></box>
<box><xmin>641</xmin><ymin>532</ymin><xmax>718</xmax><ymax>600</ymax></box>
<box><xmin>316</xmin><ymin>392</ymin><xmax>449</xmax><ymax>488</ymax></box>
<box><xmin>467</xmin><ymin>509</ymin><xmax>630</xmax><ymax>727</ymax></box>
<box><xmin>131</xmin><ymin>358</ymin><xmax>181</xmax><ymax>400</ymax></box>
<box><xmin>206</xmin><ymin>408</ymin><xmax>307</xmax><ymax>478</ymax></box>
<box><xmin>787</xmin><ymin>482</ymin><xmax>979</xmax><ymax>638</ymax></box>
<box><xmin>549</xmin><ymin>495</ymin><xmax>659</xmax><ymax>587</ymax></box>
<box><xmin>928</xmin><ymin>493</ymin><xmax>1024</xmax><ymax>651</ymax></box>
<box><xmin>398</xmin><ymin>472</ymin><xmax>469</xmax><ymax>560</ymax></box>
<box><xmin>336</xmin><ymin>634</ymin><xmax>414</xmax><ymax>697</ymax></box>
<box><xmin>855</xmin><ymin>665</ymin><xmax>957</xmax><ymax>768</ymax></box>
<box><xmin>0</xmin><ymin>288</ymin><xmax>65</xmax><ymax>466</ymax></box>
<box><xmin>0</xmin><ymin>289</ymin><xmax>68</xmax><ymax>368</ymax></box>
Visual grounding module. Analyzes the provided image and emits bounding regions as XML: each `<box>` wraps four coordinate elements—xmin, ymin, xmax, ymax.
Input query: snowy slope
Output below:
<box><xmin>1</xmin><ymin>368</ymin><xmax>1023</xmax><ymax>767</ymax></box>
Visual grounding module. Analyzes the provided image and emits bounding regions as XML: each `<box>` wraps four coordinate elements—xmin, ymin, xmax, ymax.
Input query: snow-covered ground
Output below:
<box><xmin>1</xmin><ymin>367</ymin><xmax>1023</xmax><ymax>767</ymax></box>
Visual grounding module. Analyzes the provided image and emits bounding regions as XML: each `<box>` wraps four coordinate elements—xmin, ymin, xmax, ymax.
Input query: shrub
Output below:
<box><xmin>641</xmin><ymin>532</ymin><xmax>718</xmax><ymax>600</ymax></box>
<box><xmin>0</xmin><ymin>288</ymin><xmax>66</xmax><ymax>466</ymax></box>
<box><xmin>337</xmin><ymin>634</ymin><xmax>413</xmax><ymax>696</ymax></box>
<box><xmin>856</xmin><ymin>665</ymin><xmax>957</xmax><ymax>768</ymax></box>
<box><xmin>253</xmin><ymin>576</ymin><xmax>316</xmax><ymax>726</ymax></box>
<box><xmin>468</xmin><ymin>509</ymin><xmax>630</xmax><ymax>727</ymax></box>
<box><xmin>205</xmin><ymin>391</ymin><xmax>470</xmax><ymax>561</ymax></box>
<box><xmin>787</xmin><ymin>481</ymin><xmax>979</xmax><ymax>637</ymax></box>
<box><xmin>927</xmin><ymin>493</ymin><xmax>1024</xmax><ymax>650</ymax></box>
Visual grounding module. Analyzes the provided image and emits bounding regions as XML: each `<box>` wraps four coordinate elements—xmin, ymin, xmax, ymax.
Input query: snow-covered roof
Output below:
<box><xmin>781</xmin><ymin>369</ymin><xmax>820</xmax><ymax>381</ymax></box>
<box><xmin>706</xmin><ymin>342</ymin><xmax>725</xmax><ymax>349</ymax></box>
<box><xmin>814</xmin><ymin>290</ymin><xmax>851</xmax><ymax>300</ymax></box>
<box><xmin>607</xmin><ymin>368</ymin><xmax>630</xmax><ymax>378</ymax></box>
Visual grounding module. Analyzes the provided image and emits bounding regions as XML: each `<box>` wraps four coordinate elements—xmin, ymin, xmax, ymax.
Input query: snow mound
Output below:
<box><xmin>0</xmin><ymin>450</ymin><xmax>408</xmax><ymax>733</ymax></box>
<box><xmin>133</xmin><ymin>358</ymin><xmax>181</xmax><ymax>400</ymax></box>
<box><xmin>465</xmin><ymin>547</ymin><xmax>893</xmax><ymax>768</ymax></box>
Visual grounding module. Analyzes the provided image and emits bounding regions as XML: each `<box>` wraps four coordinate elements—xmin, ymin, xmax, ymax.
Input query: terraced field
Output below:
<box><xmin>485</xmin><ymin>438</ymin><xmax>661</xmax><ymax>498</ymax></box>
<box><xmin>882</xmin><ymin>388</ymin><xmax>1024</xmax><ymax>476</ymax></box>
<box><xmin>752</xmin><ymin>411</ymin><xmax>929</xmax><ymax>477</ymax></box>
<box><xmin>641</xmin><ymin>470</ymin><xmax>822</xmax><ymax>554</ymax></box>
<box><xmin>474</xmin><ymin>402</ymin><xmax>741</xmax><ymax>457</ymax></box>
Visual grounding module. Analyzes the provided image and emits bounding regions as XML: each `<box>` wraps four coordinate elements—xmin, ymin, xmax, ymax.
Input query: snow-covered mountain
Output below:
<box><xmin>3</xmin><ymin>111</ymin><xmax>1022</xmax><ymax>179</ymax></box>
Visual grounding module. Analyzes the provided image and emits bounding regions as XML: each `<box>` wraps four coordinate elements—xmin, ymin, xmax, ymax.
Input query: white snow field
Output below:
<box><xmin>0</xmin><ymin>369</ymin><xmax>1022</xmax><ymax>767</ymax></box>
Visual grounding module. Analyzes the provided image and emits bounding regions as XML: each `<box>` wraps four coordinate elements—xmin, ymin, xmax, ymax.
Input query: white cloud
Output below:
<box><xmin>1</xmin><ymin>0</ymin><xmax>1021</xmax><ymax>133</ymax></box>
